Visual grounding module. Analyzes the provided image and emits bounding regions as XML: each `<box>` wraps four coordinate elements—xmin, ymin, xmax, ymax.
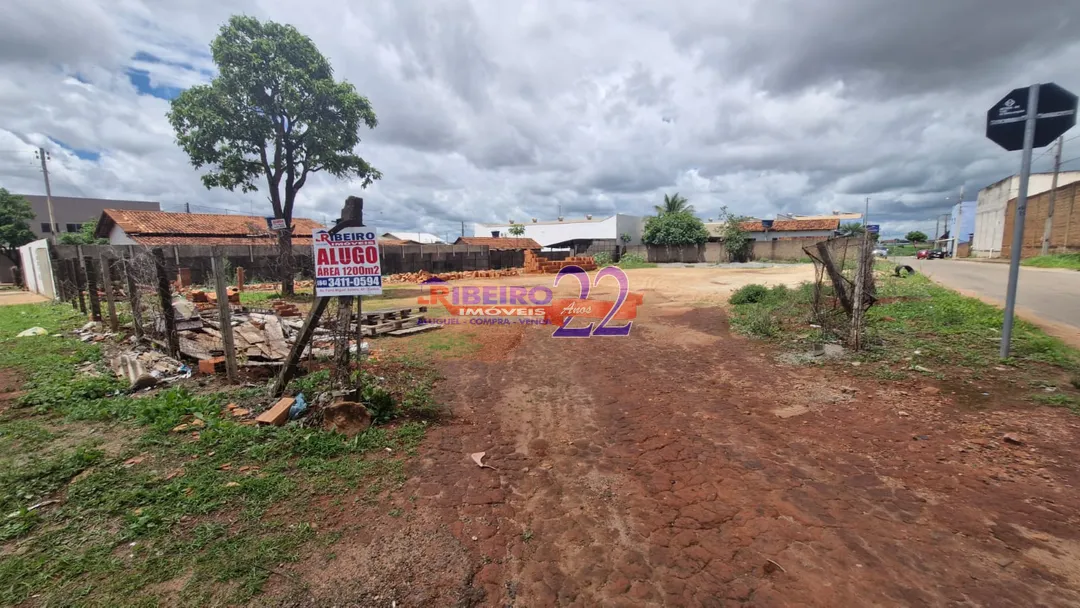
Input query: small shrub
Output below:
<box><xmin>363</xmin><ymin>386</ymin><xmax>397</xmax><ymax>424</ymax></box>
<box><xmin>618</xmin><ymin>252</ymin><xmax>649</xmax><ymax>268</ymax></box>
<box><xmin>592</xmin><ymin>251</ymin><xmax>613</xmax><ymax>267</ymax></box>
<box><xmin>733</xmin><ymin>306</ymin><xmax>781</xmax><ymax>338</ymax></box>
<box><xmin>730</xmin><ymin>284</ymin><xmax>768</xmax><ymax>305</ymax></box>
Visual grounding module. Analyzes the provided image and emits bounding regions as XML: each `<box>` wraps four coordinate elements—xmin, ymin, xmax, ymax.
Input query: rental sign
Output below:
<box><xmin>312</xmin><ymin>229</ymin><xmax>383</xmax><ymax>296</ymax></box>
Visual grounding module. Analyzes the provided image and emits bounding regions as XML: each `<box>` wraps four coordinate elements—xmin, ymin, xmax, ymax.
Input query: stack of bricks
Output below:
<box><xmin>271</xmin><ymin>300</ymin><xmax>301</xmax><ymax>317</ymax></box>
<box><xmin>525</xmin><ymin>250</ymin><xmax>598</xmax><ymax>273</ymax></box>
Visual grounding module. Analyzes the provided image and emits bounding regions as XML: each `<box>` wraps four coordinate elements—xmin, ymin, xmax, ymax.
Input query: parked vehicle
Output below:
<box><xmin>916</xmin><ymin>249</ymin><xmax>946</xmax><ymax>260</ymax></box>
<box><xmin>872</xmin><ymin>247</ymin><xmax>889</xmax><ymax>258</ymax></box>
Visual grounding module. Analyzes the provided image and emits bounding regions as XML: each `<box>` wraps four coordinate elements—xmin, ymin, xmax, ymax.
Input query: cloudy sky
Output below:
<box><xmin>1</xmin><ymin>0</ymin><xmax>1078</xmax><ymax>239</ymax></box>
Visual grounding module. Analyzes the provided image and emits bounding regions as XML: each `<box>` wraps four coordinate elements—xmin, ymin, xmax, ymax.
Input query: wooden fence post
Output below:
<box><xmin>84</xmin><ymin>256</ymin><xmax>103</xmax><ymax>322</ymax></box>
<box><xmin>332</xmin><ymin>296</ymin><xmax>354</xmax><ymax>388</ymax></box>
<box><xmin>270</xmin><ymin>297</ymin><xmax>330</xmax><ymax>397</ymax></box>
<box><xmin>123</xmin><ymin>249</ymin><xmax>144</xmax><ymax>340</ymax></box>
<box><xmin>73</xmin><ymin>259</ymin><xmax>88</xmax><ymax>315</ymax></box>
<box><xmin>211</xmin><ymin>248</ymin><xmax>238</xmax><ymax>383</ymax></box>
<box><xmin>99</xmin><ymin>254</ymin><xmax>119</xmax><ymax>332</ymax></box>
<box><xmin>153</xmin><ymin>248</ymin><xmax>179</xmax><ymax>357</ymax></box>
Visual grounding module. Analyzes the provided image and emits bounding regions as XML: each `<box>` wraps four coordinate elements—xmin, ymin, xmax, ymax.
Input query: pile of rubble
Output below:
<box><xmin>186</xmin><ymin>287</ymin><xmax>241</xmax><ymax>311</ymax></box>
<box><xmin>383</xmin><ymin>268</ymin><xmax>522</xmax><ymax>284</ymax></box>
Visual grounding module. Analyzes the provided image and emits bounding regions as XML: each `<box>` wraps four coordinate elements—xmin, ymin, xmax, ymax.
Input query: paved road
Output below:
<box><xmin>903</xmin><ymin>257</ymin><xmax>1080</xmax><ymax>333</ymax></box>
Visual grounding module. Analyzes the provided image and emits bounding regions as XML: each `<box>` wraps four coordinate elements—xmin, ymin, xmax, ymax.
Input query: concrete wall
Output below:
<box><xmin>972</xmin><ymin>172</ymin><xmax>1080</xmax><ymax>257</ymax></box>
<box><xmin>474</xmin><ymin>214</ymin><xmax>644</xmax><ymax>247</ymax></box>
<box><xmin>18</xmin><ymin>239</ymin><xmax>55</xmax><ymax>298</ymax></box>
<box><xmin>1000</xmin><ymin>181</ymin><xmax>1080</xmax><ymax>259</ymax></box>
<box><xmin>18</xmin><ymin>195</ymin><xmax>160</xmax><ymax>240</ymax></box>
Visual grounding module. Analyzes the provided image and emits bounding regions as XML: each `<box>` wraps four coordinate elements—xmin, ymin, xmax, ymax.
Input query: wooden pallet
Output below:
<box><xmin>361</xmin><ymin>314</ymin><xmax>426</xmax><ymax>337</ymax></box>
<box><xmin>388</xmin><ymin>324</ymin><xmax>442</xmax><ymax>337</ymax></box>
<box><xmin>360</xmin><ymin>306</ymin><xmax>427</xmax><ymax>324</ymax></box>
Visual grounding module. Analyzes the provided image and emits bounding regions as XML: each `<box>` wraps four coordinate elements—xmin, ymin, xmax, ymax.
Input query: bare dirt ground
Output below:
<box><xmin>0</xmin><ymin>290</ymin><xmax>50</xmax><ymax>306</ymax></box>
<box><xmin>275</xmin><ymin>266</ymin><xmax>1080</xmax><ymax>607</ymax></box>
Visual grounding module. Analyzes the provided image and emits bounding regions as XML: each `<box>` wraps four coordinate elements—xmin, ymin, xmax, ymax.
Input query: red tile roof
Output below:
<box><xmin>98</xmin><ymin>209</ymin><xmax>324</xmax><ymax>246</ymax></box>
<box><xmin>739</xmin><ymin>218</ymin><xmax>841</xmax><ymax>232</ymax></box>
<box><xmin>453</xmin><ymin>236</ymin><xmax>542</xmax><ymax>250</ymax></box>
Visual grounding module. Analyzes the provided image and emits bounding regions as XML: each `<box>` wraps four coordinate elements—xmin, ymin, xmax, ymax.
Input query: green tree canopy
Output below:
<box><xmin>905</xmin><ymin>230</ymin><xmax>928</xmax><ymax>243</ymax></box>
<box><xmin>507</xmin><ymin>223</ymin><xmax>525</xmax><ymax>236</ymax></box>
<box><xmin>642</xmin><ymin>211</ymin><xmax>709</xmax><ymax>246</ymax></box>
<box><xmin>716</xmin><ymin>206</ymin><xmax>752</xmax><ymax>262</ymax></box>
<box><xmin>59</xmin><ymin>218</ymin><xmax>108</xmax><ymax>245</ymax></box>
<box><xmin>168</xmin><ymin>15</ymin><xmax>380</xmax><ymax>294</ymax></box>
<box><xmin>654</xmin><ymin>192</ymin><xmax>695</xmax><ymax>215</ymax></box>
<box><xmin>0</xmin><ymin>189</ymin><xmax>36</xmax><ymax>281</ymax></box>
<box><xmin>838</xmin><ymin>222</ymin><xmax>866</xmax><ymax>237</ymax></box>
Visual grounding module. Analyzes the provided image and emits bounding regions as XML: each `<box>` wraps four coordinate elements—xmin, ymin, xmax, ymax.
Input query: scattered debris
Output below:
<box><xmin>322</xmin><ymin>400</ymin><xmax>372</xmax><ymax>437</ymax></box>
<box><xmin>912</xmin><ymin>365</ymin><xmax>934</xmax><ymax>374</ymax></box>
<box><xmin>471</xmin><ymin>451</ymin><xmax>496</xmax><ymax>470</ymax></box>
<box><xmin>384</xmin><ymin>268</ymin><xmax>524</xmax><ymax>284</ymax></box>
<box><xmin>1003</xmin><ymin>433</ymin><xmax>1024</xmax><ymax>446</ymax></box>
<box><xmin>289</xmin><ymin>393</ymin><xmax>308</xmax><ymax>420</ymax></box>
<box><xmin>17</xmin><ymin>327</ymin><xmax>48</xmax><ymax>337</ymax></box>
<box><xmin>763</xmin><ymin>559</ymin><xmax>786</xmax><ymax>574</ymax></box>
<box><xmin>913</xmin><ymin>435</ymin><xmax>930</xmax><ymax>441</ymax></box>
<box><xmin>171</xmin><ymin>418</ymin><xmax>206</xmax><ymax>433</ymax></box>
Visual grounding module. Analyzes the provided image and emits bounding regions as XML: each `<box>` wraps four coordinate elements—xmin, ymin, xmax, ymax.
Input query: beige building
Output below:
<box><xmin>971</xmin><ymin>172</ymin><xmax>1080</xmax><ymax>257</ymax></box>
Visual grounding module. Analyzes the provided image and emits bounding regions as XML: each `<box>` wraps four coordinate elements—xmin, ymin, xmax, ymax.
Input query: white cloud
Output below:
<box><xmin>1</xmin><ymin>0</ymin><xmax>1078</xmax><ymax>240</ymax></box>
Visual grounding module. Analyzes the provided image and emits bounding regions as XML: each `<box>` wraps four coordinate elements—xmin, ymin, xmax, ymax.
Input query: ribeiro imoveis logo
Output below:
<box><xmin>417</xmin><ymin>266</ymin><xmax>644</xmax><ymax>337</ymax></box>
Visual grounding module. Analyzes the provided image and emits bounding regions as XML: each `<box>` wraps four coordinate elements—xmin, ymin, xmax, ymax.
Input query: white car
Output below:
<box><xmin>872</xmin><ymin>247</ymin><xmax>889</xmax><ymax>258</ymax></box>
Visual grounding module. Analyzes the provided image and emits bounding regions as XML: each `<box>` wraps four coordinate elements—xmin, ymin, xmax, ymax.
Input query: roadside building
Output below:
<box><xmin>474</xmin><ymin>214</ymin><xmax>645</xmax><ymax>253</ymax></box>
<box><xmin>382</xmin><ymin>232</ymin><xmax>444</xmax><ymax>244</ymax></box>
<box><xmin>972</xmin><ymin>171</ymin><xmax>1080</xmax><ymax>257</ymax></box>
<box><xmin>999</xmin><ymin>180</ymin><xmax>1080</xmax><ymax>258</ymax></box>
<box><xmin>95</xmin><ymin>209</ymin><xmax>324</xmax><ymax>246</ymax></box>
<box><xmin>705</xmin><ymin>217</ymin><xmax>842</xmax><ymax>242</ymax></box>
<box><xmin>1</xmin><ymin>195</ymin><xmax>160</xmax><ymax>284</ymax></box>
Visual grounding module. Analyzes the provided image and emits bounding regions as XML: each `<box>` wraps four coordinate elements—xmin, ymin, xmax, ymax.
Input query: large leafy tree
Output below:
<box><xmin>0</xmin><ymin>189</ymin><xmax>36</xmax><ymax>285</ymax></box>
<box><xmin>905</xmin><ymin>231</ymin><xmax>928</xmax><ymax>244</ymax></box>
<box><xmin>168</xmin><ymin>15</ymin><xmax>380</xmax><ymax>294</ymax></box>
<box><xmin>654</xmin><ymin>192</ymin><xmax>694</xmax><ymax>215</ymax></box>
<box><xmin>642</xmin><ymin>211</ymin><xmax>709</xmax><ymax>246</ymax></box>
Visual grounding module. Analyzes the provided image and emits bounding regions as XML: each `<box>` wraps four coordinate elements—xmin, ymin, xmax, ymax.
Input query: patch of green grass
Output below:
<box><xmin>614</xmin><ymin>252</ymin><xmax>656</xmax><ymax>269</ymax></box>
<box><xmin>728</xmin><ymin>283</ymin><xmax>815</xmax><ymax>339</ymax></box>
<box><xmin>238</xmin><ymin>291</ymin><xmax>314</xmax><ymax>306</ymax></box>
<box><xmin>0</xmin><ymin>302</ymin><xmax>434</xmax><ymax>606</ymax></box>
<box><xmin>1021</xmin><ymin>253</ymin><xmax>1080</xmax><ymax>270</ymax></box>
<box><xmin>1033</xmin><ymin>393</ymin><xmax>1079</xmax><ymax>408</ymax></box>
<box><xmin>404</xmin><ymin>329</ymin><xmax>481</xmax><ymax>357</ymax></box>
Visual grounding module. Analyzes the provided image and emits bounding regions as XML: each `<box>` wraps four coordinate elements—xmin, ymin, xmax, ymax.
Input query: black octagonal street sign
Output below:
<box><xmin>986</xmin><ymin>82</ymin><xmax>1078</xmax><ymax>151</ymax></box>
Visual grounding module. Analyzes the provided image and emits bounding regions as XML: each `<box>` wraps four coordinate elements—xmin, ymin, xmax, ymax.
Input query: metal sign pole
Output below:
<box><xmin>1001</xmin><ymin>83</ymin><xmax>1040</xmax><ymax>359</ymax></box>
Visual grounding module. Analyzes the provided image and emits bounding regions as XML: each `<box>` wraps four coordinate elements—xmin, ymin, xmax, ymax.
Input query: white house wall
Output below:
<box><xmin>474</xmin><ymin>215</ymin><xmax>643</xmax><ymax>247</ymax></box>
<box><xmin>972</xmin><ymin>172</ymin><xmax>1080</xmax><ymax>257</ymax></box>
<box><xmin>108</xmin><ymin>224</ymin><xmax>138</xmax><ymax>245</ymax></box>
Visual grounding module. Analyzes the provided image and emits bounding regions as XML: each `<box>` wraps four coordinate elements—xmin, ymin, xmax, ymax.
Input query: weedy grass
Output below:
<box><xmin>0</xmin><ymin>303</ymin><xmax>433</xmax><ymax>606</ymax></box>
<box><xmin>1021</xmin><ymin>253</ymin><xmax>1080</xmax><ymax>271</ymax></box>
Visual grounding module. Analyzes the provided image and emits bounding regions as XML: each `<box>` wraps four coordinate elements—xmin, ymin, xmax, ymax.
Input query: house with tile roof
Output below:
<box><xmin>704</xmin><ymin>217</ymin><xmax>843</xmax><ymax>242</ymax></box>
<box><xmin>453</xmin><ymin>236</ymin><xmax>542</xmax><ymax>250</ymax></box>
<box><xmin>95</xmin><ymin>209</ymin><xmax>325</xmax><ymax>246</ymax></box>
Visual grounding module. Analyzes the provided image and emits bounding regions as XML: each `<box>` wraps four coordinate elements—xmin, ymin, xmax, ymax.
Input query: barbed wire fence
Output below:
<box><xmin>802</xmin><ymin>236</ymin><xmax>876</xmax><ymax>349</ymax></box>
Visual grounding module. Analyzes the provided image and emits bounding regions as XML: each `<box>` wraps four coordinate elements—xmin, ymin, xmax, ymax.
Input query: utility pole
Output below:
<box><xmin>864</xmin><ymin>197</ymin><xmax>870</xmax><ymax>228</ymax></box>
<box><xmin>184</xmin><ymin>202</ymin><xmax>191</xmax><ymax>214</ymax></box>
<box><xmin>35</xmin><ymin>147</ymin><xmax>57</xmax><ymax>243</ymax></box>
<box><xmin>952</xmin><ymin>186</ymin><xmax>965</xmax><ymax>259</ymax></box>
<box><xmin>1040</xmin><ymin>136</ymin><xmax>1064</xmax><ymax>255</ymax></box>
<box><xmin>460</xmin><ymin>221</ymin><xmax>464</xmax><ymax>238</ymax></box>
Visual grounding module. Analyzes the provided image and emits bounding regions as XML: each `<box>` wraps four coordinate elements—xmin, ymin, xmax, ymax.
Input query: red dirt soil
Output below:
<box><xmin>280</xmin><ymin>307</ymin><xmax>1080</xmax><ymax>607</ymax></box>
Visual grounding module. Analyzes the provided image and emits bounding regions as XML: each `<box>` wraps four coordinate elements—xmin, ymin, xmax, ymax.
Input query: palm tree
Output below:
<box><xmin>654</xmin><ymin>192</ymin><xmax>694</xmax><ymax>215</ymax></box>
<box><xmin>837</xmin><ymin>222</ymin><xmax>866</xmax><ymax>237</ymax></box>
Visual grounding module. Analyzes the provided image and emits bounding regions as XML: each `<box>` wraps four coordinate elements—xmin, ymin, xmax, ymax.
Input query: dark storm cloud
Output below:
<box><xmin>702</xmin><ymin>0</ymin><xmax>1079</xmax><ymax>96</ymax></box>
